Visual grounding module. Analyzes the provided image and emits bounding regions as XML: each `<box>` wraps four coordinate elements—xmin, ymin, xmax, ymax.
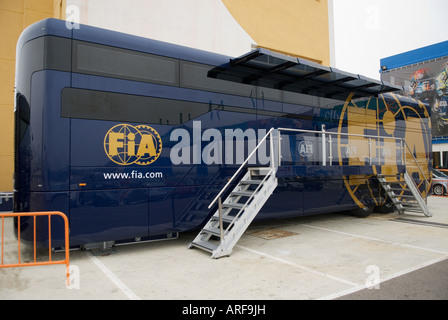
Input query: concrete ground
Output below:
<box><xmin>1</xmin><ymin>196</ymin><xmax>448</xmax><ymax>300</ymax></box>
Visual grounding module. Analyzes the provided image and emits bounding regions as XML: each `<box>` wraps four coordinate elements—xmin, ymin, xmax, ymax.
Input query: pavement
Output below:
<box><xmin>1</xmin><ymin>196</ymin><xmax>448</xmax><ymax>301</ymax></box>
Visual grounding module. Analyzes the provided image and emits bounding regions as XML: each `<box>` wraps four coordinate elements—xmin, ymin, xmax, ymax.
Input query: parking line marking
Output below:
<box><xmin>302</xmin><ymin>224</ymin><xmax>448</xmax><ymax>255</ymax></box>
<box><xmin>319</xmin><ymin>255</ymin><xmax>448</xmax><ymax>300</ymax></box>
<box><xmin>236</xmin><ymin>245</ymin><xmax>358</xmax><ymax>286</ymax></box>
<box><xmin>85</xmin><ymin>251</ymin><xmax>140</xmax><ymax>300</ymax></box>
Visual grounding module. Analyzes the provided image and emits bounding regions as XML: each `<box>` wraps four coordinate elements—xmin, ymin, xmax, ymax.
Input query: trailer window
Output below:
<box><xmin>73</xmin><ymin>41</ymin><xmax>179</xmax><ymax>86</ymax></box>
<box><xmin>61</xmin><ymin>88</ymin><xmax>211</xmax><ymax>125</ymax></box>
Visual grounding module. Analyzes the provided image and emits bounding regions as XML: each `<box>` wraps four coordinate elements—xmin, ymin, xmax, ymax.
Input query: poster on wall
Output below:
<box><xmin>381</xmin><ymin>56</ymin><xmax>448</xmax><ymax>137</ymax></box>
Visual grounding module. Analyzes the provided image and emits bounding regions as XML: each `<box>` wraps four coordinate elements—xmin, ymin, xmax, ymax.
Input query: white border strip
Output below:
<box><xmin>319</xmin><ymin>255</ymin><xmax>448</xmax><ymax>300</ymax></box>
<box><xmin>302</xmin><ymin>224</ymin><xmax>448</xmax><ymax>255</ymax></box>
<box><xmin>85</xmin><ymin>251</ymin><xmax>140</xmax><ymax>300</ymax></box>
<box><xmin>236</xmin><ymin>245</ymin><xmax>358</xmax><ymax>286</ymax></box>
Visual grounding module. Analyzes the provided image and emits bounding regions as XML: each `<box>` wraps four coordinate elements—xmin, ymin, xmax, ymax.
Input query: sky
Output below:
<box><xmin>332</xmin><ymin>0</ymin><xmax>448</xmax><ymax>80</ymax></box>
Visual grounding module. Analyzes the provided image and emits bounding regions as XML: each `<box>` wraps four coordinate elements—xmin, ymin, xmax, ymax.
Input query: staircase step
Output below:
<box><xmin>223</xmin><ymin>203</ymin><xmax>245</xmax><ymax>210</ymax></box>
<box><xmin>402</xmin><ymin>208</ymin><xmax>424</xmax><ymax>213</ymax></box>
<box><xmin>378</xmin><ymin>174</ymin><xmax>403</xmax><ymax>178</ymax></box>
<box><xmin>400</xmin><ymin>202</ymin><xmax>420</xmax><ymax>207</ymax></box>
<box><xmin>231</xmin><ymin>191</ymin><xmax>254</xmax><ymax>197</ymax></box>
<box><xmin>248</xmin><ymin>167</ymin><xmax>272</xmax><ymax>176</ymax></box>
<box><xmin>379</xmin><ymin>181</ymin><xmax>406</xmax><ymax>186</ymax></box>
<box><xmin>211</xmin><ymin>214</ymin><xmax>237</xmax><ymax>224</ymax></box>
<box><xmin>403</xmin><ymin>205</ymin><xmax>423</xmax><ymax>210</ymax></box>
<box><xmin>391</xmin><ymin>194</ymin><xmax>416</xmax><ymax>199</ymax></box>
<box><xmin>240</xmin><ymin>179</ymin><xmax>262</xmax><ymax>185</ymax></box>
<box><xmin>190</xmin><ymin>240</ymin><xmax>218</xmax><ymax>253</ymax></box>
<box><xmin>202</xmin><ymin>227</ymin><xmax>222</xmax><ymax>237</ymax></box>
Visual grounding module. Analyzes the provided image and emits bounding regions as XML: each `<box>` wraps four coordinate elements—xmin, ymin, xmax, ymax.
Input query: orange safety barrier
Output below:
<box><xmin>0</xmin><ymin>211</ymin><xmax>70</xmax><ymax>286</ymax></box>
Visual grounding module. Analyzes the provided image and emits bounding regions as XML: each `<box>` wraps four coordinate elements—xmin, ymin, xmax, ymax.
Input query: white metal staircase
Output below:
<box><xmin>189</xmin><ymin>128</ymin><xmax>279</xmax><ymax>258</ymax></box>
<box><xmin>188</xmin><ymin>167</ymin><xmax>277</xmax><ymax>258</ymax></box>
<box><xmin>377</xmin><ymin>137</ymin><xmax>432</xmax><ymax>217</ymax></box>
<box><xmin>377</xmin><ymin>172</ymin><xmax>431</xmax><ymax>217</ymax></box>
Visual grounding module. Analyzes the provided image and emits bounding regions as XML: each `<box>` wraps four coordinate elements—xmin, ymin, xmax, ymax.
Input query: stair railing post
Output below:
<box><xmin>321</xmin><ymin>124</ymin><xmax>326</xmax><ymax>166</ymax></box>
<box><xmin>402</xmin><ymin>138</ymin><xmax>407</xmax><ymax>167</ymax></box>
<box><xmin>218</xmin><ymin>197</ymin><xmax>224</xmax><ymax>243</ymax></box>
<box><xmin>277</xmin><ymin>129</ymin><xmax>282</xmax><ymax>168</ymax></box>
<box><xmin>270</xmin><ymin>130</ymin><xmax>275</xmax><ymax>170</ymax></box>
<box><xmin>400</xmin><ymin>139</ymin><xmax>404</xmax><ymax>166</ymax></box>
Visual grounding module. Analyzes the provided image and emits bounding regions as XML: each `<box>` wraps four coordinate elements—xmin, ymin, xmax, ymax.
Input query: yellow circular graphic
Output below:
<box><xmin>337</xmin><ymin>93</ymin><xmax>431</xmax><ymax>208</ymax></box>
<box><xmin>382</xmin><ymin>110</ymin><xmax>396</xmax><ymax>135</ymax></box>
<box><xmin>104</xmin><ymin>124</ymin><xmax>162</xmax><ymax>166</ymax></box>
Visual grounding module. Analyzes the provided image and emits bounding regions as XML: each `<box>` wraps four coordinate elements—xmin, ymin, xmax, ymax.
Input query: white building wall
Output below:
<box><xmin>433</xmin><ymin>144</ymin><xmax>448</xmax><ymax>153</ymax></box>
<box><xmin>67</xmin><ymin>0</ymin><xmax>256</xmax><ymax>58</ymax></box>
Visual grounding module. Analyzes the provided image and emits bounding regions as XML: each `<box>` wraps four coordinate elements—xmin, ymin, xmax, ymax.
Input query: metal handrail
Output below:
<box><xmin>278</xmin><ymin>127</ymin><xmax>406</xmax><ymax>167</ymax></box>
<box><xmin>279</xmin><ymin>127</ymin><xmax>430</xmax><ymax>196</ymax></box>
<box><xmin>208</xmin><ymin>128</ymin><xmax>275</xmax><ymax>210</ymax></box>
<box><xmin>277</xmin><ymin>127</ymin><xmax>405</xmax><ymax>142</ymax></box>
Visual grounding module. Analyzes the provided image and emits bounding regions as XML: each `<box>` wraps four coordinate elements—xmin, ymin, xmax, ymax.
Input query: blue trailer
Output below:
<box><xmin>14</xmin><ymin>19</ymin><xmax>432</xmax><ymax>256</ymax></box>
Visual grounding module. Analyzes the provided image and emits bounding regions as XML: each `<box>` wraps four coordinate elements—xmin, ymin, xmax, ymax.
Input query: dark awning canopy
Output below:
<box><xmin>208</xmin><ymin>48</ymin><xmax>403</xmax><ymax>101</ymax></box>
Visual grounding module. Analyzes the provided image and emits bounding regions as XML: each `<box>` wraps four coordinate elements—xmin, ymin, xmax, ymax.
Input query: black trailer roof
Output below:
<box><xmin>208</xmin><ymin>48</ymin><xmax>403</xmax><ymax>101</ymax></box>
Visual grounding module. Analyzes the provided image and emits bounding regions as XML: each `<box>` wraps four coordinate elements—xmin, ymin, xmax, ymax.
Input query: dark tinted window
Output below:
<box><xmin>73</xmin><ymin>41</ymin><xmax>179</xmax><ymax>86</ymax></box>
<box><xmin>62</xmin><ymin>88</ymin><xmax>218</xmax><ymax>125</ymax></box>
<box><xmin>61</xmin><ymin>88</ymin><xmax>267</xmax><ymax>125</ymax></box>
<box><xmin>44</xmin><ymin>36</ymin><xmax>72</xmax><ymax>71</ymax></box>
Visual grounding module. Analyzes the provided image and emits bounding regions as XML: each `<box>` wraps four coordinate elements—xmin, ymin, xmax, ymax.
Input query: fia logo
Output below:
<box><xmin>104</xmin><ymin>124</ymin><xmax>162</xmax><ymax>165</ymax></box>
<box><xmin>298</xmin><ymin>141</ymin><xmax>314</xmax><ymax>157</ymax></box>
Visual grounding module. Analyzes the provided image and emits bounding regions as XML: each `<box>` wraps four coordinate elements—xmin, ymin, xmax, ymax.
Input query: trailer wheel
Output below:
<box><xmin>375</xmin><ymin>197</ymin><xmax>395</xmax><ymax>214</ymax></box>
<box><xmin>349</xmin><ymin>204</ymin><xmax>374</xmax><ymax>218</ymax></box>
